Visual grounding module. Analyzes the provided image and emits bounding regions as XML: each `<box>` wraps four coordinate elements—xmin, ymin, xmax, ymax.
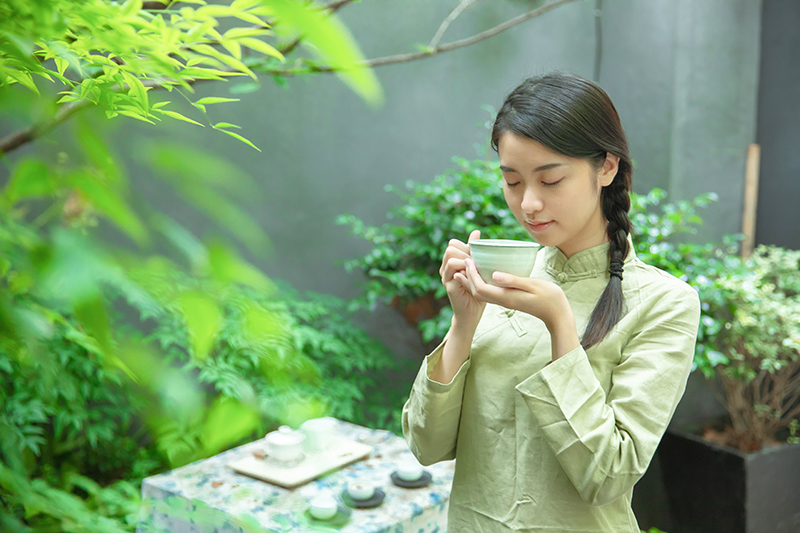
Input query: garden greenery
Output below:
<box><xmin>0</xmin><ymin>1</ymin><xmax>398</xmax><ymax>530</ymax></box>
<box><xmin>340</xmin><ymin>154</ymin><xmax>800</xmax><ymax>452</ymax></box>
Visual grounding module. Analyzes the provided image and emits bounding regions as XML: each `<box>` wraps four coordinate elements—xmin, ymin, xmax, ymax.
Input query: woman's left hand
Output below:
<box><xmin>456</xmin><ymin>259</ymin><xmax>581</xmax><ymax>361</ymax></box>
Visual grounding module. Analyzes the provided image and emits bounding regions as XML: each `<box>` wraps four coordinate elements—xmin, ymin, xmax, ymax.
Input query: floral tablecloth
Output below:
<box><xmin>136</xmin><ymin>419</ymin><xmax>454</xmax><ymax>533</ymax></box>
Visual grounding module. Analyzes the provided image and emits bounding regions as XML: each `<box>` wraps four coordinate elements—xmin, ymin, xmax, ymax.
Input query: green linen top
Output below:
<box><xmin>401</xmin><ymin>237</ymin><xmax>701</xmax><ymax>532</ymax></box>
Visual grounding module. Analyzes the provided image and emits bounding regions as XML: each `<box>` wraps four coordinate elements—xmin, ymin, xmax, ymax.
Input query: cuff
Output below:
<box><xmin>419</xmin><ymin>338</ymin><xmax>472</xmax><ymax>393</ymax></box>
<box><xmin>514</xmin><ymin>345</ymin><xmax>604</xmax><ymax>440</ymax></box>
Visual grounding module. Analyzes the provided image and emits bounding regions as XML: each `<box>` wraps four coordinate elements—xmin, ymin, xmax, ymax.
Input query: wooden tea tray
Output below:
<box><xmin>228</xmin><ymin>436</ymin><xmax>373</xmax><ymax>489</ymax></box>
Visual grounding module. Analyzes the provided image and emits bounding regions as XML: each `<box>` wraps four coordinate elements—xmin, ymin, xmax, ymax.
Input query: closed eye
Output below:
<box><xmin>505</xmin><ymin>181</ymin><xmax>521</xmax><ymax>188</ymax></box>
<box><xmin>543</xmin><ymin>177</ymin><xmax>564</xmax><ymax>187</ymax></box>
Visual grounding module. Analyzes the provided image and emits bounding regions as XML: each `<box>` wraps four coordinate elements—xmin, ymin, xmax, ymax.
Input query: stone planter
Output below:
<box><xmin>657</xmin><ymin>422</ymin><xmax>800</xmax><ymax>533</ymax></box>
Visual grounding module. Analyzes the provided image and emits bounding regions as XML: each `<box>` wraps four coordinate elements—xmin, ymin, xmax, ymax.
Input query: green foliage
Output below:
<box><xmin>0</xmin><ymin>0</ymin><xmax>381</xmax><ymax>151</ymax></box>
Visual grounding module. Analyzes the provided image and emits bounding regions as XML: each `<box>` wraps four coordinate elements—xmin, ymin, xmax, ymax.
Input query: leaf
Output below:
<box><xmin>201</xmin><ymin>398</ymin><xmax>259</xmax><ymax>456</ymax></box>
<box><xmin>177</xmin><ymin>290</ymin><xmax>221</xmax><ymax>360</ymax></box>
<box><xmin>67</xmin><ymin>171</ymin><xmax>148</xmax><ymax>245</ymax></box>
<box><xmin>73</xmin><ymin>295</ymin><xmax>112</xmax><ymax>359</ymax></box>
<box><xmin>117</xmin><ymin>110</ymin><xmax>157</xmax><ymax>124</ymax></box>
<box><xmin>268</xmin><ymin>0</ymin><xmax>382</xmax><ymax>105</ymax></box>
<box><xmin>221</xmin><ymin>39</ymin><xmax>242</xmax><ymax>60</ymax></box>
<box><xmin>207</xmin><ymin>242</ymin><xmax>272</xmax><ymax>291</ymax></box>
<box><xmin>4</xmin><ymin>68</ymin><xmax>40</xmax><ymax>95</ymax></box>
<box><xmin>228</xmin><ymin>82</ymin><xmax>261</xmax><ymax>95</ymax></box>
<box><xmin>215</xmin><ymin>128</ymin><xmax>261</xmax><ymax>152</ymax></box>
<box><xmin>212</xmin><ymin>122</ymin><xmax>241</xmax><ymax>129</ymax></box>
<box><xmin>194</xmin><ymin>97</ymin><xmax>240</xmax><ymax>105</ymax></box>
<box><xmin>77</xmin><ymin>119</ymin><xmax>123</xmax><ymax>184</ymax></box>
<box><xmin>154</xmin><ymin>108</ymin><xmax>205</xmax><ymax>127</ymax></box>
<box><xmin>239</xmin><ymin>38</ymin><xmax>284</xmax><ymax>60</ymax></box>
<box><xmin>3</xmin><ymin>160</ymin><xmax>54</xmax><ymax>202</ymax></box>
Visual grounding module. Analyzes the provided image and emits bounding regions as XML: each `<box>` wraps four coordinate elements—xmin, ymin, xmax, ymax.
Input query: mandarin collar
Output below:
<box><xmin>542</xmin><ymin>234</ymin><xmax>636</xmax><ymax>282</ymax></box>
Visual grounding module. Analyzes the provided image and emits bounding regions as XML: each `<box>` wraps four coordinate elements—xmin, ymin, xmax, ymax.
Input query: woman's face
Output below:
<box><xmin>497</xmin><ymin>132</ymin><xmax>619</xmax><ymax>258</ymax></box>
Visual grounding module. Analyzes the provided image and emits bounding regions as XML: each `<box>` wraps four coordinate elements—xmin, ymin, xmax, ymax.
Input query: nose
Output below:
<box><xmin>520</xmin><ymin>185</ymin><xmax>544</xmax><ymax>214</ymax></box>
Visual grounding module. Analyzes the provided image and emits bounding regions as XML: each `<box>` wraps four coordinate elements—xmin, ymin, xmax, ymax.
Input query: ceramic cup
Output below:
<box><xmin>347</xmin><ymin>482</ymin><xmax>375</xmax><ymax>501</ymax></box>
<box><xmin>309</xmin><ymin>495</ymin><xmax>338</xmax><ymax>520</ymax></box>
<box><xmin>300</xmin><ymin>417</ymin><xmax>337</xmax><ymax>453</ymax></box>
<box><xmin>468</xmin><ymin>239</ymin><xmax>541</xmax><ymax>286</ymax></box>
<box><xmin>397</xmin><ymin>461</ymin><xmax>424</xmax><ymax>482</ymax></box>
<box><xmin>265</xmin><ymin>426</ymin><xmax>306</xmax><ymax>466</ymax></box>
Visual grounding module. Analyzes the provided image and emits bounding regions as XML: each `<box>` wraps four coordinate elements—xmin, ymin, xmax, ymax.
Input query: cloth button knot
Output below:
<box><xmin>556</xmin><ymin>272</ymin><xmax>569</xmax><ymax>283</ymax></box>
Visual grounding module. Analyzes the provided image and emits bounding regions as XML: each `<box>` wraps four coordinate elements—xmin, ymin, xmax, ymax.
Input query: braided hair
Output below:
<box><xmin>491</xmin><ymin>72</ymin><xmax>633</xmax><ymax>349</ymax></box>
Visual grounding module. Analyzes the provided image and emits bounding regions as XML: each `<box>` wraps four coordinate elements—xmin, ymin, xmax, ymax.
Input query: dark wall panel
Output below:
<box><xmin>755</xmin><ymin>0</ymin><xmax>800</xmax><ymax>250</ymax></box>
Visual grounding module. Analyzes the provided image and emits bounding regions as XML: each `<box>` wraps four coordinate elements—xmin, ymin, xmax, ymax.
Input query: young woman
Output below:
<box><xmin>402</xmin><ymin>72</ymin><xmax>701</xmax><ymax>532</ymax></box>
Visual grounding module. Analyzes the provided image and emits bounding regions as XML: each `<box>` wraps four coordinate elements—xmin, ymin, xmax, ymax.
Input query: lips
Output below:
<box><xmin>527</xmin><ymin>220</ymin><xmax>554</xmax><ymax>232</ymax></box>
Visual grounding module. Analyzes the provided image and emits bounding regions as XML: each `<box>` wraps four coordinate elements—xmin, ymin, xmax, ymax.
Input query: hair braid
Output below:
<box><xmin>581</xmin><ymin>177</ymin><xmax>632</xmax><ymax>349</ymax></box>
<box><xmin>491</xmin><ymin>72</ymin><xmax>634</xmax><ymax>349</ymax></box>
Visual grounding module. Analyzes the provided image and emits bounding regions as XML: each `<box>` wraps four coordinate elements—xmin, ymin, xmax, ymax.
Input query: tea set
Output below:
<box><xmin>262</xmin><ymin>418</ymin><xmax>431</xmax><ymax>525</ymax></box>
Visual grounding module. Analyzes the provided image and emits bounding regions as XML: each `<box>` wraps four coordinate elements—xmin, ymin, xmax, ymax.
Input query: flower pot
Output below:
<box><xmin>657</xmin><ymin>421</ymin><xmax>800</xmax><ymax>533</ymax></box>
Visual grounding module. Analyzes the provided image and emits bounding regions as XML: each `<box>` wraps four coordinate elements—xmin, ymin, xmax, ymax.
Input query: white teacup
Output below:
<box><xmin>309</xmin><ymin>495</ymin><xmax>338</xmax><ymax>520</ymax></box>
<box><xmin>347</xmin><ymin>482</ymin><xmax>375</xmax><ymax>501</ymax></box>
<box><xmin>300</xmin><ymin>417</ymin><xmax>337</xmax><ymax>453</ymax></box>
<box><xmin>468</xmin><ymin>239</ymin><xmax>540</xmax><ymax>285</ymax></box>
<box><xmin>397</xmin><ymin>461</ymin><xmax>424</xmax><ymax>482</ymax></box>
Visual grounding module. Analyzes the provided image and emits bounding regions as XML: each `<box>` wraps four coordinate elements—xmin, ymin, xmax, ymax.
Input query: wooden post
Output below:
<box><xmin>741</xmin><ymin>143</ymin><xmax>761</xmax><ymax>258</ymax></box>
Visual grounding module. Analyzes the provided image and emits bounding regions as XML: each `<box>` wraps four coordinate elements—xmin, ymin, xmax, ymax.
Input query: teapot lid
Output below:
<box><xmin>266</xmin><ymin>425</ymin><xmax>305</xmax><ymax>446</ymax></box>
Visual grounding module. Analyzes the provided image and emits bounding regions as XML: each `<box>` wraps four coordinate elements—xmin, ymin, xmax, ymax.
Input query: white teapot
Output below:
<box><xmin>265</xmin><ymin>425</ymin><xmax>306</xmax><ymax>466</ymax></box>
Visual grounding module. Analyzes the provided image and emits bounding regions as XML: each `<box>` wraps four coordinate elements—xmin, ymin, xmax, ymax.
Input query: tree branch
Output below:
<box><xmin>0</xmin><ymin>0</ymin><xmax>578</xmax><ymax>157</ymax></box>
<box><xmin>429</xmin><ymin>0</ymin><xmax>481</xmax><ymax>50</ymax></box>
<box><xmin>279</xmin><ymin>0</ymin><xmax>579</xmax><ymax>72</ymax></box>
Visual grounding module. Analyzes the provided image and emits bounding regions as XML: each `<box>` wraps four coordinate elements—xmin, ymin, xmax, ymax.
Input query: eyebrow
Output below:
<box><xmin>499</xmin><ymin>163</ymin><xmax>563</xmax><ymax>173</ymax></box>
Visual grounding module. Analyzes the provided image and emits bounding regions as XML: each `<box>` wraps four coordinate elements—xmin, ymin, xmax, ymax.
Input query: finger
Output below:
<box><xmin>439</xmin><ymin>242</ymin><xmax>470</xmax><ymax>276</ymax></box>
<box><xmin>491</xmin><ymin>272</ymin><xmax>532</xmax><ymax>290</ymax></box>
<box><xmin>442</xmin><ymin>257</ymin><xmax>467</xmax><ymax>282</ymax></box>
<box><xmin>467</xmin><ymin>229</ymin><xmax>481</xmax><ymax>243</ymax></box>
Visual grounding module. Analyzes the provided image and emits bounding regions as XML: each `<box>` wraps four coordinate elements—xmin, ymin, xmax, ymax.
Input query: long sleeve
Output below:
<box><xmin>514</xmin><ymin>284</ymin><xmax>701</xmax><ymax>507</ymax></box>
<box><xmin>401</xmin><ymin>340</ymin><xmax>471</xmax><ymax>466</ymax></box>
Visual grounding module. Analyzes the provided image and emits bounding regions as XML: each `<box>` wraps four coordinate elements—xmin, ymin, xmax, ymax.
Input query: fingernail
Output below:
<box><xmin>493</xmin><ymin>272</ymin><xmax>506</xmax><ymax>283</ymax></box>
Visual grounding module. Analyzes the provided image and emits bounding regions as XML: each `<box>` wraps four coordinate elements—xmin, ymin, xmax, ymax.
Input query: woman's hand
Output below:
<box><xmin>440</xmin><ymin>230</ymin><xmax>486</xmax><ymax>330</ymax></box>
<box><xmin>458</xmin><ymin>257</ymin><xmax>581</xmax><ymax>361</ymax></box>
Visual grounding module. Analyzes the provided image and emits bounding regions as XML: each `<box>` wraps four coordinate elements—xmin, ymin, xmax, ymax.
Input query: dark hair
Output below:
<box><xmin>491</xmin><ymin>72</ymin><xmax>633</xmax><ymax>349</ymax></box>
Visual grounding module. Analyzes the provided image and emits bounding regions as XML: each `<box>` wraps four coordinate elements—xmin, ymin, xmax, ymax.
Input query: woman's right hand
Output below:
<box><xmin>439</xmin><ymin>229</ymin><xmax>486</xmax><ymax>328</ymax></box>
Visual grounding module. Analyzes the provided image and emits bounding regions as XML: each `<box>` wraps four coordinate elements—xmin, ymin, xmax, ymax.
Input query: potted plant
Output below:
<box><xmin>654</xmin><ymin>245</ymin><xmax>800</xmax><ymax>533</ymax></box>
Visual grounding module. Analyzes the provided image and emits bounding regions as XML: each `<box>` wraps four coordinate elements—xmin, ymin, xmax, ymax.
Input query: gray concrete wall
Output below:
<box><xmin>107</xmin><ymin>1</ymin><xmax>763</xmax><ymax>353</ymax></box>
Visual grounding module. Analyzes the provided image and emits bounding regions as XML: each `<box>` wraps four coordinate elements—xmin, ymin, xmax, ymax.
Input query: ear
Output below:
<box><xmin>598</xmin><ymin>153</ymin><xmax>620</xmax><ymax>187</ymax></box>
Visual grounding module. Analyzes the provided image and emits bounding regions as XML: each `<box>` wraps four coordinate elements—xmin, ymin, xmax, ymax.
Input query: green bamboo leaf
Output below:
<box><xmin>267</xmin><ymin>0</ymin><xmax>382</xmax><ymax>105</ymax></box>
<box><xmin>221</xmin><ymin>39</ymin><xmax>242</xmax><ymax>60</ymax></box>
<box><xmin>239</xmin><ymin>37</ymin><xmax>284</xmax><ymax>60</ymax></box>
<box><xmin>223</xmin><ymin>27</ymin><xmax>270</xmax><ymax>40</ymax></box>
<box><xmin>154</xmin><ymin>108</ymin><xmax>205</xmax><ymax>126</ymax></box>
<box><xmin>212</xmin><ymin>122</ymin><xmax>241</xmax><ymax>129</ymax></box>
<box><xmin>117</xmin><ymin>110</ymin><xmax>156</xmax><ymax>124</ymax></box>
<box><xmin>215</xmin><ymin>128</ymin><xmax>261</xmax><ymax>152</ymax></box>
<box><xmin>179</xmin><ymin>67</ymin><xmax>229</xmax><ymax>80</ymax></box>
<box><xmin>194</xmin><ymin>97</ymin><xmax>240</xmax><ymax>105</ymax></box>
